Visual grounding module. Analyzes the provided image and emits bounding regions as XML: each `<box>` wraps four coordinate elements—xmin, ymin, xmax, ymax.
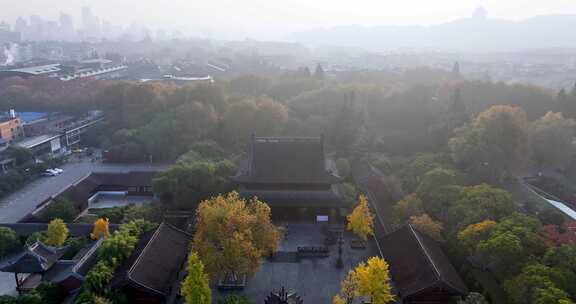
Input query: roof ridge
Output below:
<box><xmin>72</xmin><ymin>238</ymin><xmax>103</xmax><ymax>273</ymax></box>
<box><xmin>163</xmin><ymin>222</ymin><xmax>193</xmax><ymax>238</ymax></box>
<box><xmin>407</xmin><ymin>225</ymin><xmax>442</xmax><ymax>282</ymax></box>
<box><xmin>126</xmin><ymin>223</ymin><xmax>168</xmax><ymax>296</ymax></box>
<box><xmin>407</xmin><ymin>225</ymin><xmax>465</xmax><ymax>293</ymax></box>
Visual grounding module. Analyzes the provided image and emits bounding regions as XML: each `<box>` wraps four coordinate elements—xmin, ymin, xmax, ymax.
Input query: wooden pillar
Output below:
<box><xmin>14</xmin><ymin>273</ymin><xmax>21</xmax><ymax>294</ymax></box>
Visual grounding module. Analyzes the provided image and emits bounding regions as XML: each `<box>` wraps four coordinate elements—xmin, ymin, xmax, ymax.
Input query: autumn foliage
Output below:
<box><xmin>347</xmin><ymin>195</ymin><xmax>374</xmax><ymax>241</ymax></box>
<box><xmin>193</xmin><ymin>192</ymin><xmax>281</xmax><ymax>279</ymax></box>
<box><xmin>410</xmin><ymin>214</ymin><xmax>444</xmax><ymax>241</ymax></box>
<box><xmin>334</xmin><ymin>256</ymin><xmax>395</xmax><ymax>304</ymax></box>
<box><xmin>91</xmin><ymin>218</ymin><xmax>111</xmax><ymax>240</ymax></box>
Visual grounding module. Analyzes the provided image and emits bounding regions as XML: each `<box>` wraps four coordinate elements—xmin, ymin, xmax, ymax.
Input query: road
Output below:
<box><xmin>0</xmin><ymin>160</ymin><xmax>168</xmax><ymax>223</ymax></box>
<box><xmin>0</xmin><ymin>160</ymin><xmax>169</xmax><ymax>295</ymax></box>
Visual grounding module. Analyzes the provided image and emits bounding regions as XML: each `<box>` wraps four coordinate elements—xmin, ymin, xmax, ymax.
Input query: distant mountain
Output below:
<box><xmin>289</xmin><ymin>14</ymin><xmax>576</xmax><ymax>52</ymax></box>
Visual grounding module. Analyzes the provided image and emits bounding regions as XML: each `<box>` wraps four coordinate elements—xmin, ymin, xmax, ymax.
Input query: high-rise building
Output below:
<box><xmin>81</xmin><ymin>6</ymin><xmax>101</xmax><ymax>40</ymax></box>
<box><xmin>14</xmin><ymin>17</ymin><xmax>27</xmax><ymax>40</ymax></box>
<box><xmin>0</xmin><ymin>21</ymin><xmax>21</xmax><ymax>44</ymax></box>
<box><xmin>59</xmin><ymin>12</ymin><xmax>75</xmax><ymax>41</ymax></box>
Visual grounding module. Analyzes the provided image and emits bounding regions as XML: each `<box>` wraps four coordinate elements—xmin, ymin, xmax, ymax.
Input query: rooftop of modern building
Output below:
<box><xmin>0</xmin><ymin>64</ymin><xmax>61</xmax><ymax>75</ymax></box>
<box><xmin>14</xmin><ymin>134</ymin><xmax>60</xmax><ymax>149</ymax></box>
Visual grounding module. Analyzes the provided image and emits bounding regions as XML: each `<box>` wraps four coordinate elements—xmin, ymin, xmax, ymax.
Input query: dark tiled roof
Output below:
<box><xmin>43</xmin><ymin>238</ymin><xmax>103</xmax><ymax>283</ymax></box>
<box><xmin>233</xmin><ymin>137</ymin><xmax>338</xmax><ymax>185</ymax></box>
<box><xmin>0</xmin><ymin>241</ymin><xmax>68</xmax><ymax>273</ymax></box>
<box><xmin>112</xmin><ymin>223</ymin><xmax>191</xmax><ymax>296</ymax></box>
<box><xmin>238</xmin><ymin>185</ymin><xmax>346</xmax><ymax>208</ymax></box>
<box><xmin>378</xmin><ymin>225</ymin><xmax>468</xmax><ymax>299</ymax></box>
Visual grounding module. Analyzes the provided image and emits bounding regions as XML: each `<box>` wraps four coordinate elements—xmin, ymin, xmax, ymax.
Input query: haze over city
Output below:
<box><xmin>2</xmin><ymin>0</ymin><xmax>576</xmax><ymax>40</ymax></box>
<box><xmin>2</xmin><ymin>1</ymin><xmax>576</xmax><ymax>304</ymax></box>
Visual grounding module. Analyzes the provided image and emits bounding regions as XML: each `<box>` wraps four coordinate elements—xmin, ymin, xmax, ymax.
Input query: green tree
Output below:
<box><xmin>329</xmin><ymin>92</ymin><xmax>362</xmax><ymax>154</ymax></box>
<box><xmin>6</xmin><ymin>147</ymin><xmax>33</xmax><ymax>166</ymax></box>
<box><xmin>217</xmin><ymin>295</ymin><xmax>252</xmax><ymax>304</ymax></box>
<box><xmin>153</xmin><ymin>158</ymin><xmax>236</xmax><ymax>210</ymax></box>
<box><xmin>84</xmin><ymin>261</ymin><xmax>114</xmax><ymax>293</ymax></box>
<box><xmin>544</xmin><ymin>244</ymin><xmax>576</xmax><ymax>273</ymax></box>
<box><xmin>457</xmin><ymin>220</ymin><xmax>497</xmax><ymax>253</ymax></box>
<box><xmin>41</xmin><ymin>198</ymin><xmax>77</xmax><ymax>222</ymax></box>
<box><xmin>45</xmin><ymin>219</ymin><xmax>68</xmax><ymax>246</ymax></box>
<box><xmin>393</xmin><ymin>193</ymin><xmax>424</xmax><ymax>223</ymax></box>
<box><xmin>504</xmin><ymin>263</ymin><xmax>572</xmax><ymax>304</ymax></box>
<box><xmin>530</xmin><ymin>112</ymin><xmax>576</xmax><ymax>169</ymax></box>
<box><xmin>0</xmin><ymin>227</ymin><xmax>20</xmax><ymax>258</ymax></box>
<box><xmin>449</xmin><ymin>105</ymin><xmax>530</xmax><ymax>182</ymax></box>
<box><xmin>475</xmin><ymin>214</ymin><xmax>545</xmax><ymax>277</ymax></box>
<box><xmin>336</xmin><ymin>158</ymin><xmax>351</xmax><ymax>179</ymax></box>
<box><xmin>416</xmin><ymin>168</ymin><xmax>458</xmax><ymax>201</ymax></box>
<box><xmin>181</xmin><ymin>252</ymin><xmax>211</xmax><ymax>304</ymax></box>
<box><xmin>448</xmin><ymin>184</ymin><xmax>515</xmax><ymax>228</ymax></box>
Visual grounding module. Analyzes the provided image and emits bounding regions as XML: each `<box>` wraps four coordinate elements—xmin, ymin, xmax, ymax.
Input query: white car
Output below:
<box><xmin>42</xmin><ymin>169</ymin><xmax>59</xmax><ymax>177</ymax></box>
<box><xmin>52</xmin><ymin>168</ymin><xmax>64</xmax><ymax>174</ymax></box>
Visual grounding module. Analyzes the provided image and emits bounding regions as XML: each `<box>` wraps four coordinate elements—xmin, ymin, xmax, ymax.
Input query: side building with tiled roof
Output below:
<box><xmin>110</xmin><ymin>222</ymin><xmax>192</xmax><ymax>304</ymax></box>
<box><xmin>378</xmin><ymin>225</ymin><xmax>468</xmax><ymax>303</ymax></box>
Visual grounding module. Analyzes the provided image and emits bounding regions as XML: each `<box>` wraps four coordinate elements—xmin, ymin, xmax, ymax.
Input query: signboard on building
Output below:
<box><xmin>50</xmin><ymin>138</ymin><xmax>61</xmax><ymax>153</ymax></box>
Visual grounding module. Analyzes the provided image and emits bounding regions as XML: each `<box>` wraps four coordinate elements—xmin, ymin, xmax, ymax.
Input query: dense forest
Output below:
<box><xmin>2</xmin><ymin>66</ymin><xmax>576</xmax><ymax>303</ymax></box>
<box><xmin>1</xmin><ymin>67</ymin><xmax>569</xmax><ymax>165</ymax></box>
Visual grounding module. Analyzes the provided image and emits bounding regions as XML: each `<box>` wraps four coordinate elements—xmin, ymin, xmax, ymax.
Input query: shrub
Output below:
<box><xmin>0</xmin><ymin>227</ymin><xmax>20</xmax><ymax>258</ymax></box>
<box><xmin>25</xmin><ymin>232</ymin><xmax>46</xmax><ymax>246</ymax></box>
<box><xmin>41</xmin><ymin>198</ymin><xmax>77</xmax><ymax>222</ymax></box>
<box><xmin>84</xmin><ymin>261</ymin><xmax>114</xmax><ymax>293</ymax></box>
<box><xmin>62</xmin><ymin>237</ymin><xmax>89</xmax><ymax>260</ymax></box>
<box><xmin>217</xmin><ymin>295</ymin><xmax>253</xmax><ymax>304</ymax></box>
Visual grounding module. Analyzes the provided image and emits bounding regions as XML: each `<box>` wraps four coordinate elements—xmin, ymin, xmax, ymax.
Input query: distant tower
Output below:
<box><xmin>452</xmin><ymin>61</ymin><xmax>461</xmax><ymax>77</ymax></box>
<box><xmin>472</xmin><ymin>6</ymin><xmax>488</xmax><ymax>20</ymax></box>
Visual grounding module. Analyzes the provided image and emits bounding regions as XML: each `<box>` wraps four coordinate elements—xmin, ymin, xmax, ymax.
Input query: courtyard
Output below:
<box><xmin>214</xmin><ymin>222</ymin><xmax>380</xmax><ymax>303</ymax></box>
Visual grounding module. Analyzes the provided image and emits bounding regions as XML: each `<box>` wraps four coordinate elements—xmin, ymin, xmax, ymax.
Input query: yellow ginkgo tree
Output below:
<box><xmin>333</xmin><ymin>256</ymin><xmax>395</xmax><ymax>304</ymax></box>
<box><xmin>91</xmin><ymin>218</ymin><xmax>111</xmax><ymax>240</ymax></box>
<box><xmin>347</xmin><ymin>195</ymin><xmax>374</xmax><ymax>241</ymax></box>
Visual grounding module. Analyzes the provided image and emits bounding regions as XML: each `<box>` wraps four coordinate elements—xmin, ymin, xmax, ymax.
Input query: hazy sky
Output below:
<box><xmin>2</xmin><ymin>0</ymin><xmax>576</xmax><ymax>39</ymax></box>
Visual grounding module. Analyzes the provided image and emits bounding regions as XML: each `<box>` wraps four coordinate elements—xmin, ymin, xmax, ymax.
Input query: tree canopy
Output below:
<box><xmin>347</xmin><ymin>195</ymin><xmax>374</xmax><ymax>241</ymax></box>
<box><xmin>193</xmin><ymin>192</ymin><xmax>281</xmax><ymax>279</ymax></box>
<box><xmin>181</xmin><ymin>252</ymin><xmax>211</xmax><ymax>304</ymax></box>
<box><xmin>449</xmin><ymin>105</ymin><xmax>530</xmax><ymax>182</ymax></box>
<box><xmin>45</xmin><ymin>219</ymin><xmax>68</xmax><ymax>247</ymax></box>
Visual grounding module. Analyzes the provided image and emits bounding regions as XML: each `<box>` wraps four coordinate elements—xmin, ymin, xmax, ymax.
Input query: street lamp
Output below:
<box><xmin>336</xmin><ymin>232</ymin><xmax>344</xmax><ymax>268</ymax></box>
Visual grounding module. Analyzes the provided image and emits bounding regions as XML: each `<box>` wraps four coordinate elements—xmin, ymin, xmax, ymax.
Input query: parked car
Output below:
<box><xmin>42</xmin><ymin>168</ymin><xmax>63</xmax><ymax>176</ymax></box>
<box><xmin>42</xmin><ymin>169</ymin><xmax>59</xmax><ymax>177</ymax></box>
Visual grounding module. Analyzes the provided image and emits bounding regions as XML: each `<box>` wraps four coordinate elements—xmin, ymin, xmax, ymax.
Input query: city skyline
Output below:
<box><xmin>2</xmin><ymin>0</ymin><xmax>576</xmax><ymax>40</ymax></box>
